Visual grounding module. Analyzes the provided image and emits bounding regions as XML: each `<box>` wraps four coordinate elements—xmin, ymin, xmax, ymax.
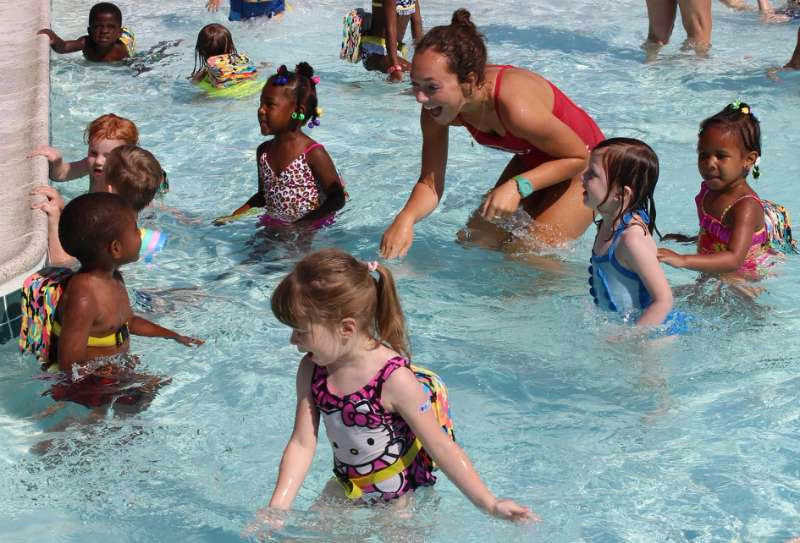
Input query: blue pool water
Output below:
<box><xmin>2</xmin><ymin>0</ymin><xmax>800</xmax><ymax>541</ymax></box>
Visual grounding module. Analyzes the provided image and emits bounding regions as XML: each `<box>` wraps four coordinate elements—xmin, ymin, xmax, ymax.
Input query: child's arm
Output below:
<box><xmin>267</xmin><ymin>356</ymin><xmax>320</xmax><ymax>509</ymax></box>
<box><xmin>37</xmin><ymin>29</ymin><xmax>86</xmax><ymax>54</ymax></box>
<box><xmin>297</xmin><ymin>146</ymin><xmax>346</xmax><ymax>224</ymax></box>
<box><xmin>616</xmin><ymin>228</ymin><xmax>673</xmax><ymax>327</ymax></box>
<box><xmin>383</xmin><ymin>367</ymin><xmax>537</xmax><ymax>521</ymax></box>
<box><xmin>129</xmin><ymin>316</ymin><xmax>203</xmax><ymax>346</ymax></box>
<box><xmin>658</xmin><ymin>198</ymin><xmax>765</xmax><ymax>273</ymax></box>
<box><xmin>30</xmin><ymin>185</ymin><xmax>78</xmax><ymax>267</ymax></box>
<box><xmin>27</xmin><ymin>146</ymin><xmax>90</xmax><ymax>182</ymax></box>
<box><xmin>231</xmin><ymin>143</ymin><xmax>269</xmax><ymax>215</ymax></box>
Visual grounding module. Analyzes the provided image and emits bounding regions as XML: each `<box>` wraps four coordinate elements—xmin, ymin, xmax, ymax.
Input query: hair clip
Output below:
<box><xmin>307</xmin><ymin>118</ymin><xmax>321</xmax><ymax>129</ymax></box>
<box><xmin>365</xmin><ymin>261</ymin><xmax>379</xmax><ymax>273</ymax></box>
<box><xmin>274</xmin><ymin>76</ymin><xmax>288</xmax><ymax>85</ymax></box>
<box><xmin>310</xmin><ymin>75</ymin><xmax>320</xmax><ymax>85</ymax></box>
<box><xmin>291</xmin><ymin>112</ymin><xmax>306</xmax><ymax>121</ymax></box>
<box><xmin>315</xmin><ymin>107</ymin><xmax>323</xmax><ymax>117</ymax></box>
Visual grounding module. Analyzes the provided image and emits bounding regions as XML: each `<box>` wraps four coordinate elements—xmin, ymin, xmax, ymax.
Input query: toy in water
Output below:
<box><xmin>229</xmin><ymin>0</ymin><xmax>287</xmax><ymax>21</ymax></box>
<box><xmin>139</xmin><ymin>228</ymin><xmax>168</xmax><ymax>262</ymax></box>
<box><xmin>213</xmin><ymin>207</ymin><xmax>265</xmax><ymax>226</ymax></box>
<box><xmin>196</xmin><ymin>53</ymin><xmax>263</xmax><ymax>99</ymax></box>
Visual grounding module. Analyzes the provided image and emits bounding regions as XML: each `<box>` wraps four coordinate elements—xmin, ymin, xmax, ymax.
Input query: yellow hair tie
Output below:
<box><xmin>741</xmin><ymin>106</ymin><xmax>750</xmax><ymax>114</ymax></box>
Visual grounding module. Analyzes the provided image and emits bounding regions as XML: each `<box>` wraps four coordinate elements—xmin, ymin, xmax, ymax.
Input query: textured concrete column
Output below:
<box><xmin>0</xmin><ymin>0</ymin><xmax>50</xmax><ymax>340</ymax></box>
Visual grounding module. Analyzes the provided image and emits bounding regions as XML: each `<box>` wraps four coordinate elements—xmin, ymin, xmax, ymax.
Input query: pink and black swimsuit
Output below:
<box><xmin>311</xmin><ymin>356</ymin><xmax>436</xmax><ymax>503</ymax></box>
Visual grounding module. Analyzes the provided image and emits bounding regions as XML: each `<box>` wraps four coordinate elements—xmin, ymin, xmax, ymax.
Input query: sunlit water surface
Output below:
<box><xmin>2</xmin><ymin>1</ymin><xmax>800</xmax><ymax>541</ymax></box>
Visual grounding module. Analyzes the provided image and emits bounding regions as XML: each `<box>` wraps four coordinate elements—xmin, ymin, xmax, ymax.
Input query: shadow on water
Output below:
<box><xmin>481</xmin><ymin>24</ymin><xmax>644</xmax><ymax>63</ymax></box>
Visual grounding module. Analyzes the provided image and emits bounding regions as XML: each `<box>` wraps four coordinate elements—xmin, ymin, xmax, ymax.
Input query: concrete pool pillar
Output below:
<box><xmin>0</xmin><ymin>0</ymin><xmax>50</xmax><ymax>343</ymax></box>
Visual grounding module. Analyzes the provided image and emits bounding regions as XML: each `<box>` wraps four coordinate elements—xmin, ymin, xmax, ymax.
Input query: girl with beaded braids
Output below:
<box><xmin>380</xmin><ymin>9</ymin><xmax>605</xmax><ymax>258</ymax></box>
<box><xmin>225</xmin><ymin>63</ymin><xmax>346</xmax><ymax>228</ymax></box>
<box><xmin>658</xmin><ymin>102</ymin><xmax>787</xmax><ymax>280</ymax></box>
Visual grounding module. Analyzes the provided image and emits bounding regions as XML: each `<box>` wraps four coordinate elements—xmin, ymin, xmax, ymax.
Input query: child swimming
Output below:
<box><xmin>190</xmin><ymin>23</ymin><xmax>259</xmax><ymax>95</ymax></box>
<box><xmin>584</xmin><ymin>138</ymin><xmax>676</xmax><ymax>329</ymax></box>
<box><xmin>46</xmin><ymin>193</ymin><xmax>200</xmax><ymax>407</ymax></box>
<box><xmin>38</xmin><ymin>2</ymin><xmax>135</xmax><ymax>62</ymax></box>
<box><xmin>225</xmin><ymin>63</ymin><xmax>346</xmax><ymax>227</ymax></box>
<box><xmin>658</xmin><ymin>102</ymin><xmax>788</xmax><ymax>280</ymax></box>
<box><xmin>249</xmin><ymin>249</ymin><xmax>535</xmax><ymax>527</ymax></box>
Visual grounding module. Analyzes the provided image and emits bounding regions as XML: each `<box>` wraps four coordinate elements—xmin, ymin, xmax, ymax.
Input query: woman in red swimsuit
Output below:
<box><xmin>380</xmin><ymin>9</ymin><xmax>605</xmax><ymax>258</ymax></box>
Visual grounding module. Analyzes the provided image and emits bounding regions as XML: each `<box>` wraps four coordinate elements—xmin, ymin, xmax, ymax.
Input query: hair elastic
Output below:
<box><xmin>365</xmin><ymin>261</ymin><xmax>379</xmax><ymax>273</ymax></box>
<box><xmin>310</xmin><ymin>75</ymin><xmax>321</xmax><ymax>85</ymax></box>
<box><xmin>291</xmin><ymin>112</ymin><xmax>305</xmax><ymax>121</ymax></box>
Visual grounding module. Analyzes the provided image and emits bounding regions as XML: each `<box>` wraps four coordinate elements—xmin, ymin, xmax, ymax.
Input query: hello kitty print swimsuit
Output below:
<box><xmin>311</xmin><ymin>356</ymin><xmax>436</xmax><ymax>503</ymax></box>
<box><xmin>258</xmin><ymin>141</ymin><xmax>326</xmax><ymax>223</ymax></box>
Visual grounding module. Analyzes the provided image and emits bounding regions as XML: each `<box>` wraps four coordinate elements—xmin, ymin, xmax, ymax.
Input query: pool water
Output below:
<box><xmin>2</xmin><ymin>0</ymin><xmax>800</xmax><ymax>541</ymax></box>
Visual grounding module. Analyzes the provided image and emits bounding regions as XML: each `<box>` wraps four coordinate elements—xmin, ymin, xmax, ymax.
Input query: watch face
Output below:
<box><xmin>516</xmin><ymin>177</ymin><xmax>533</xmax><ymax>198</ymax></box>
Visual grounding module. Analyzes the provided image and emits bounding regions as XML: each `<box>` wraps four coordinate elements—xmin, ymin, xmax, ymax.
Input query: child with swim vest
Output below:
<box><xmin>35</xmin><ymin>193</ymin><xmax>201</xmax><ymax>409</ymax></box>
<box><xmin>244</xmin><ymin>249</ymin><xmax>536</xmax><ymax>535</ymax></box>
<box><xmin>38</xmin><ymin>2</ymin><xmax>135</xmax><ymax>62</ymax></box>
<box><xmin>190</xmin><ymin>23</ymin><xmax>262</xmax><ymax>98</ymax></box>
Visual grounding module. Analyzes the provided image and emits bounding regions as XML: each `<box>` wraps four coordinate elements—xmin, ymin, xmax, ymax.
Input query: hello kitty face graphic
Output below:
<box><xmin>322</xmin><ymin>400</ymin><xmax>405</xmax><ymax>473</ymax></box>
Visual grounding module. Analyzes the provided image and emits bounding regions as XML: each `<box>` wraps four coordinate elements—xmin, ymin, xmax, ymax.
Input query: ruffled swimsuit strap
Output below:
<box><xmin>607</xmin><ymin>209</ymin><xmax>650</xmax><ymax>261</ymax></box>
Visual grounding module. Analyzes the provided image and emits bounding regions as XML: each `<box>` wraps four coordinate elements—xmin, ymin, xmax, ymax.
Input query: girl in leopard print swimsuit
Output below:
<box><xmin>230</xmin><ymin>62</ymin><xmax>346</xmax><ymax>227</ymax></box>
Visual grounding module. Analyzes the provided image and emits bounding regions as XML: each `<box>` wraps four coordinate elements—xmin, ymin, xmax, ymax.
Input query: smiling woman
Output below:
<box><xmin>380</xmin><ymin>8</ymin><xmax>605</xmax><ymax>258</ymax></box>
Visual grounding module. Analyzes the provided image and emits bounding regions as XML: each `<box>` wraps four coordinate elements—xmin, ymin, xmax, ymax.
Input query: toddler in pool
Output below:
<box><xmin>584</xmin><ymin>138</ymin><xmax>684</xmax><ymax>333</ymax></box>
<box><xmin>246</xmin><ymin>249</ymin><xmax>535</xmax><ymax>533</ymax></box>
<box><xmin>38</xmin><ymin>2</ymin><xmax>135</xmax><ymax>62</ymax></box>
<box><xmin>190</xmin><ymin>23</ymin><xmax>260</xmax><ymax>96</ymax></box>
<box><xmin>44</xmin><ymin>192</ymin><xmax>200</xmax><ymax>409</ymax></box>
<box><xmin>658</xmin><ymin>102</ymin><xmax>796</xmax><ymax>281</ymax></box>
<box><xmin>221</xmin><ymin>63</ymin><xmax>346</xmax><ymax>227</ymax></box>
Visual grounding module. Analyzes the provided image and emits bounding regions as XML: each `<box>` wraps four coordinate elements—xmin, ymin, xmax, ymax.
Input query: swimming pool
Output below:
<box><xmin>2</xmin><ymin>0</ymin><xmax>800</xmax><ymax>540</ymax></box>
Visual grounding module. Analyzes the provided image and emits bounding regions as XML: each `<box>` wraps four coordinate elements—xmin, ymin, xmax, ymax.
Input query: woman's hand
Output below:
<box><xmin>480</xmin><ymin>179</ymin><xmax>521</xmax><ymax>220</ymax></box>
<box><xmin>656</xmin><ymin>248</ymin><xmax>686</xmax><ymax>268</ymax></box>
<box><xmin>380</xmin><ymin>212</ymin><xmax>415</xmax><ymax>258</ymax></box>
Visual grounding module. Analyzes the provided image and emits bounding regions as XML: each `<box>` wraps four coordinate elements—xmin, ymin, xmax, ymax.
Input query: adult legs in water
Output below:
<box><xmin>644</xmin><ymin>0</ymin><xmax>712</xmax><ymax>57</ymax></box>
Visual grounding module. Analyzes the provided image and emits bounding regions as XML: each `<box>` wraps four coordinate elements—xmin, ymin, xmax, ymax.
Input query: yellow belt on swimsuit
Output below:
<box><xmin>338</xmin><ymin>438</ymin><xmax>422</xmax><ymax>500</ymax></box>
<box><xmin>51</xmin><ymin>321</ymin><xmax>129</xmax><ymax>347</ymax></box>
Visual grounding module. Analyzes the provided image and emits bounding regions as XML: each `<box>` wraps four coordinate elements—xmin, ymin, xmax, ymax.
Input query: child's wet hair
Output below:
<box><xmin>271</xmin><ymin>249</ymin><xmax>410</xmax><ymax>360</ymax></box>
<box><xmin>104</xmin><ymin>145</ymin><xmax>163</xmax><ymax>212</ymax></box>
<box><xmin>89</xmin><ymin>2</ymin><xmax>122</xmax><ymax>26</ymax></box>
<box><xmin>699</xmin><ymin>102</ymin><xmax>762</xmax><ymax>179</ymax></box>
<box><xmin>85</xmin><ymin>113</ymin><xmax>138</xmax><ymax>146</ymax></box>
<box><xmin>59</xmin><ymin>192</ymin><xmax>133</xmax><ymax>265</ymax></box>
<box><xmin>192</xmin><ymin>23</ymin><xmax>237</xmax><ymax>76</ymax></box>
<box><xmin>593</xmin><ymin>137</ymin><xmax>661</xmax><ymax>237</ymax></box>
<box><xmin>265</xmin><ymin>62</ymin><xmax>321</xmax><ymax>126</ymax></box>
<box><xmin>415</xmin><ymin>9</ymin><xmax>487</xmax><ymax>86</ymax></box>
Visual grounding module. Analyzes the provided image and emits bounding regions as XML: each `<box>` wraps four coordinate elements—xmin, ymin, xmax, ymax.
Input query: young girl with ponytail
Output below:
<box><xmin>223</xmin><ymin>63</ymin><xmax>346</xmax><ymax>228</ymax></box>
<box><xmin>250</xmin><ymin>248</ymin><xmax>535</xmax><ymax>526</ymax></box>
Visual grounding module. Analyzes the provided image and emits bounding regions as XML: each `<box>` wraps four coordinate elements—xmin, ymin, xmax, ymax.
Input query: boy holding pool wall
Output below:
<box><xmin>38</xmin><ymin>2</ymin><xmax>135</xmax><ymax>62</ymax></box>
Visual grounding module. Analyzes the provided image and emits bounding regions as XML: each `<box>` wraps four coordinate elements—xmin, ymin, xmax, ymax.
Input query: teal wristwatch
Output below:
<box><xmin>513</xmin><ymin>175</ymin><xmax>534</xmax><ymax>198</ymax></box>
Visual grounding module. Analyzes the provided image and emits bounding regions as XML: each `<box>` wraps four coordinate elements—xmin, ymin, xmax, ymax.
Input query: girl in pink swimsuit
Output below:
<box><xmin>659</xmin><ymin>102</ymin><xmax>776</xmax><ymax>279</ymax></box>
<box><xmin>228</xmin><ymin>63</ymin><xmax>346</xmax><ymax>228</ymax></box>
<box><xmin>246</xmin><ymin>249</ymin><xmax>536</xmax><ymax>531</ymax></box>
